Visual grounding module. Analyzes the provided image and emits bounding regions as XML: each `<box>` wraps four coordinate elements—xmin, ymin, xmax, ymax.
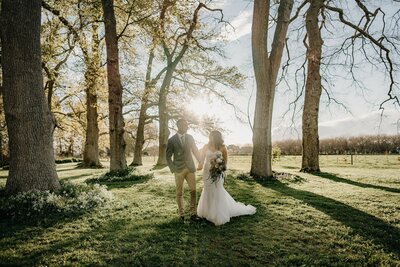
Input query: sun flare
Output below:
<box><xmin>186</xmin><ymin>97</ymin><xmax>217</xmax><ymax>117</ymax></box>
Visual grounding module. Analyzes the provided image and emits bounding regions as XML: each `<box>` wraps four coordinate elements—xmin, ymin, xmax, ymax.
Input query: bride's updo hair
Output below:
<box><xmin>208</xmin><ymin>130</ymin><xmax>224</xmax><ymax>150</ymax></box>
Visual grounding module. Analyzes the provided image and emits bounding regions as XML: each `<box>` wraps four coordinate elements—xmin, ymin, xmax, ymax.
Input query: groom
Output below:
<box><xmin>166</xmin><ymin>119</ymin><xmax>203</xmax><ymax>221</ymax></box>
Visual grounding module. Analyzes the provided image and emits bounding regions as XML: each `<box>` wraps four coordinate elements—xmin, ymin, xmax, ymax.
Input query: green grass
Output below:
<box><xmin>85</xmin><ymin>167</ymin><xmax>154</xmax><ymax>189</ymax></box>
<box><xmin>0</xmin><ymin>155</ymin><xmax>399</xmax><ymax>266</ymax></box>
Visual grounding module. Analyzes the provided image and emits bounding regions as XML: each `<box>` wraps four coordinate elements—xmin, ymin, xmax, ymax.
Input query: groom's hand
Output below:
<box><xmin>197</xmin><ymin>164</ymin><xmax>203</xmax><ymax>171</ymax></box>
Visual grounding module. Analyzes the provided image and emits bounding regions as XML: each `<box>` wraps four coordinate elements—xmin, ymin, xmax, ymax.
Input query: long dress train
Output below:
<box><xmin>197</xmin><ymin>150</ymin><xmax>256</xmax><ymax>226</ymax></box>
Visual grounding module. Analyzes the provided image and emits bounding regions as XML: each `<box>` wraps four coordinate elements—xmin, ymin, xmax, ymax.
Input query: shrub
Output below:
<box><xmin>0</xmin><ymin>181</ymin><xmax>113</xmax><ymax>219</ymax></box>
<box><xmin>55</xmin><ymin>158</ymin><xmax>83</xmax><ymax>164</ymax></box>
<box><xmin>272</xmin><ymin>146</ymin><xmax>281</xmax><ymax>160</ymax></box>
<box><xmin>103</xmin><ymin>167</ymin><xmax>135</xmax><ymax>178</ymax></box>
<box><xmin>87</xmin><ymin>167</ymin><xmax>154</xmax><ymax>184</ymax></box>
<box><xmin>236</xmin><ymin>173</ymin><xmax>252</xmax><ymax>181</ymax></box>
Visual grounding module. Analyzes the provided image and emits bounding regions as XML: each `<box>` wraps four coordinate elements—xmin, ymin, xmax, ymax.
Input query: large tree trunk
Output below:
<box><xmin>102</xmin><ymin>0</ymin><xmax>127</xmax><ymax>171</ymax></box>
<box><xmin>0</xmin><ymin>0</ymin><xmax>60</xmax><ymax>194</ymax></box>
<box><xmin>131</xmin><ymin>105</ymin><xmax>146</xmax><ymax>166</ymax></box>
<box><xmin>156</xmin><ymin>69</ymin><xmax>174</xmax><ymax>167</ymax></box>
<box><xmin>250</xmin><ymin>0</ymin><xmax>294</xmax><ymax>179</ymax></box>
<box><xmin>301</xmin><ymin>0</ymin><xmax>323</xmax><ymax>173</ymax></box>
<box><xmin>155</xmin><ymin>0</ymin><xmax>203</xmax><ymax>167</ymax></box>
<box><xmin>82</xmin><ymin>24</ymin><xmax>102</xmax><ymax>168</ymax></box>
<box><xmin>131</xmin><ymin>48</ymin><xmax>155</xmax><ymax>166</ymax></box>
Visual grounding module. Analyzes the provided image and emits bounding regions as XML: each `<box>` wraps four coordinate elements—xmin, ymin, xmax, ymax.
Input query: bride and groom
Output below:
<box><xmin>166</xmin><ymin>119</ymin><xmax>256</xmax><ymax>226</ymax></box>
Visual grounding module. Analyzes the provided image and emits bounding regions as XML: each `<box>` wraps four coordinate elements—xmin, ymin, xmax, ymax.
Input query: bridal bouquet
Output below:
<box><xmin>209</xmin><ymin>151</ymin><xmax>227</xmax><ymax>183</ymax></box>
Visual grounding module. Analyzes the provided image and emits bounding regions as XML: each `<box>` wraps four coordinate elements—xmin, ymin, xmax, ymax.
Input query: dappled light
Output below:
<box><xmin>0</xmin><ymin>0</ymin><xmax>399</xmax><ymax>265</ymax></box>
<box><xmin>1</xmin><ymin>158</ymin><xmax>399</xmax><ymax>265</ymax></box>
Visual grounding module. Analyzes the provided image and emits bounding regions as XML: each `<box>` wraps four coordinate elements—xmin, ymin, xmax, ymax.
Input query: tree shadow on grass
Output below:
<box><xmin>8</xmin><ymin>175</ymin><xmax>394</xmax><ymax>266</ymax></box>
<box><xmin>1</xmin><ymin>217</ymin><xmax>202</xmax><ymax>266</ymax></box>
<box><xmin>255</xmin><ymin>179</ymin><xmax>400</xmax><ymax>257</ymax></box>
<box><xmin>314</xmin><ymin>172</ymin><xmax>400</xmax><ymax>194</ymax></box>
<box><xmin>118</xmin><ymin>182</ymin><xmax>268</xmax><ymax>265</ymax></box>
<box><xmin>1</xmin><ymin>203</ymin><xmax>261</xmax><ymax>266</ymax></box>
<box><xmin>56</xmin><ymin>165</ymin><xmax>81</xmax><ymax>173</ymax></box>
<box><xmin>0</xmin><ymin>212</ymin><xmax>87</xmax><ymax>244</ymax></box>
<box><xmin>86</xmin><ymin>174</ymin><xmax>153</xmax><ymax>189</ymax></box>
<box><xmin>0</xmin><ymin>173</ymin><xmax>267</xmax><ymax>266</ymax></box>
<box><xmin>0</xmin><ymin>214</ymin><xmax>101</xmax><ymax>266</ymax></box>
<box><xmin>62</xmin><ymin>173</ymin><xmax>97</xmax><ymax>182</ymax></box>
<box><xmin>95</xmin><ymin>179</ymin><xmax>152</xmax><ymax>189</ymax></box>
<box><xmin>281</xmin><ymin>166</ymin><xmax>298</xmax><ymax>170</ymax></box>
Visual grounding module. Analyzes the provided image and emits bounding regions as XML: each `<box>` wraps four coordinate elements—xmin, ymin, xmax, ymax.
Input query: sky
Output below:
<box><xmin>186</xmin><ymin>0</ymin><xmax>400</xmax><ymax>146</ymax></box>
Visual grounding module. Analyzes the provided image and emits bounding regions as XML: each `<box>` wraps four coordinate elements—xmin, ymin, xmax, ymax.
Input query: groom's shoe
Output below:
<box><xmin>190</xmin><ymin>215</ymin><xmax>201</xmax><ymax>222</ymax></box>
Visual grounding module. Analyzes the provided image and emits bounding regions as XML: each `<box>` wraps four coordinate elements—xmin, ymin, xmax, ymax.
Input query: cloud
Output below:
<box><xmin>318</xmin><ymin>110</ymin><xmax>400</xmax><ymax>138</ymax></box>
<box><xmin>212</xmin><ymin>0</ymin><xmax>229</xmax><ymax>9</ymax></box>
<box><xmin>271</xmin><ymin>109</ymin><xmax>400</xmax><ymax>141</ymax></box>
<box><xmin>190</xmin><ymin>109</ymin><xmax>399</xmax><ymax>145</ymax></box>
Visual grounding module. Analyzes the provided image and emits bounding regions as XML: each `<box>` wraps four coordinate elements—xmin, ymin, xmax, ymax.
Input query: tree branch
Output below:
<box><xmin>323</xmin><ymin>4</ymin><xmax>399</xmax><ymax>107</ymax></box>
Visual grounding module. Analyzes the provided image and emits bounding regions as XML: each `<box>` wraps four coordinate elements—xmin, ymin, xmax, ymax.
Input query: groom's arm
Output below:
<box><xmin>190</xmin><ymin>136</ymin><xmax>203</xmax><ymax>164</ymax></box>
<box><xmin>166</xmin><ymin>139</ymin><xmax>175</xmax><ymax>173</ymax></box>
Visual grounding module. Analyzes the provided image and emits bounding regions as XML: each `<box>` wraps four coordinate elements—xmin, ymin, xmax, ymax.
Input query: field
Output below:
<box><xmin>0</xmin><ymin>155</ymin><xmax>399</xmax><ymax>266</ymax></box>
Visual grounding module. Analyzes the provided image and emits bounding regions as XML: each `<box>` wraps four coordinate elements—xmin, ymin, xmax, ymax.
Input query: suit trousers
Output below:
<box><xmin>174</xmin><ymin>168</ymin><xmax>196</xmax><ymax>216</ymax></box>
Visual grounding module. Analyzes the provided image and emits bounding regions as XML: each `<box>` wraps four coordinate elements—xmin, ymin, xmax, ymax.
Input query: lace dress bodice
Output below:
<box><xmin>202</xmin><ymin>150</ymin><xmax>224</xmax><ymax>187</ymax></box>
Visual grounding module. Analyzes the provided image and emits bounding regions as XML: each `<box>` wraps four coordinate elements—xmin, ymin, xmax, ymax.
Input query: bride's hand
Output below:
<box><xmin>197</xmin><ymin>164</ymin><xmax>203</xmax><ymax>171</ymax></box>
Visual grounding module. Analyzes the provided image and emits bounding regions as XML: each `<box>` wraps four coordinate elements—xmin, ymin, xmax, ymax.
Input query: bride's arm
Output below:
<box><xmin>197</xmin><ymin>145</ymin><xmax>207</xmax><ymax>170</ymax></box>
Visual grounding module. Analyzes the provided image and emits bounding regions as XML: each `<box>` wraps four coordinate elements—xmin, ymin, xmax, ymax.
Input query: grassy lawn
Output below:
<box><xmin>0</xmin><ymin>155</ymin><xmax>399</xmax><ymax>266</ymax></box>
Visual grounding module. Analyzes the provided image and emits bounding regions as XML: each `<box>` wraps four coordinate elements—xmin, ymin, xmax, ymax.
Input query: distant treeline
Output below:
<box><xmin>276</xmin><ymin>135</ymin><xmax>400</xmax><ymax>155</ymax></box>
<box><xmin>227</xmin><ymin>135</ymin><xmax>400</xmax><ymax>155</ymax></box>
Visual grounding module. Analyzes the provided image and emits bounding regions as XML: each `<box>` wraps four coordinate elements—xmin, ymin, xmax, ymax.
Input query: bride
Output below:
<box><xmin>197</xmin><ymin>130</ymin><xmax>256</xmax><ymax>226</ymax></box>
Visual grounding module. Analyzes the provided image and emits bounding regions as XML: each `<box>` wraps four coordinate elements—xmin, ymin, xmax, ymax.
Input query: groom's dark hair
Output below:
<box><xmin>177</xmin><ymin>118</ymin><xmax>187</xmax><ymax>127</ymax></box>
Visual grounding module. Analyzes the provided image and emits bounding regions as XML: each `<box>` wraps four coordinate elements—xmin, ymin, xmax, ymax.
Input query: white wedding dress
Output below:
<box><xmin>197</xmin><ymin>150</ymin><xmax>256</xmax><ymax>226</ymax></box>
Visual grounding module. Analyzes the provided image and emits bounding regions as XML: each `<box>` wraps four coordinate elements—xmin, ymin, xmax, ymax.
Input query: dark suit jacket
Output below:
<box><xmin>166</xmin><ymin>133</ymin><xmax>201</xmax><ymax>173</ymax></box>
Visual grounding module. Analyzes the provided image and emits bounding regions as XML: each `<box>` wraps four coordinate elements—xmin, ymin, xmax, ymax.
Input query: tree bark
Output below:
<box><xmin>131</xmin><ymin>48</ymin><xmax>155</xmax><ymax>166</ymax></box>
<box><xmin>156</xmin><ymin>68</ymin><xmax>174</xmax><ymax>166</ymax></box>
<box><xmin>102</xmin><ymin>0</ymin><xmax>127</xmax><ymax>171</ymax></box>
<box><xmin>250</xmin><ymin>0</ymin><xmax>294</xmax><ymax>179</ymax></box>
<box><xmin>46</xmin><ymin>80</ymin><xmax>55</xmax><ymax>111</ymax></box>
<box><xmin>0</xmin><ymin>0</ymin><xmax>60</xmax><ymax>194</ymax></box>
<box><xmin>131</xmin><ymin>104</ymin><xmax>146</xmax><ymax>166</ymax></box>
<box><xmin>301</xmin><ymin>0</ymin><xmax>324</xmax><ymax>173</ymax></box>
<box><xmin>82</xmin><ymin>24</ymin><xmax>102</xmax><ymax>168</ymax></box>
<box><xmin>40</xmin><ymin>2</ymin><xmax>102</xmax><ymax>167</ymax></box>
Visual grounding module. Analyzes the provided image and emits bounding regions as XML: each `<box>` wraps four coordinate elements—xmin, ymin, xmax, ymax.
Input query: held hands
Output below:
<box><xmin>197</xmin><ymin>163</ymin><xmax>203</xmax><ymax>171</ymax></box>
